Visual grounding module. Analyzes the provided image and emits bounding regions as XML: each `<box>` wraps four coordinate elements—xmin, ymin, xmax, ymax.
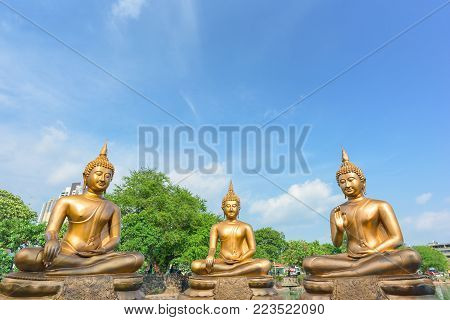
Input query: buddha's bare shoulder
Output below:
<box><xmin>365</xmin><ymin>198</ymin><xmax>393</xmax><ymax>209</ymax></box>
<box><xmin>55</xmin><ymin>195</ymin><xmax>79</xmax><ymax>205</ymax></box>
<box><xmin>56</xmin><ymin>196</ymin><xmax>118</xmax><ymax>209</ymax></box>
<box><xmin>106</xmin><ymin>199</ymin><xmax>120</xmax><ymax>211</ymax></box>
<box><xmin>237</xmin><ymin>220</ymin><xmax>252</xmax><ymax>229</ymax></box>
<box><xmin>211</xmin><ymin>222</ymin><xmax>221</xmax><ymax>229</ymax></box>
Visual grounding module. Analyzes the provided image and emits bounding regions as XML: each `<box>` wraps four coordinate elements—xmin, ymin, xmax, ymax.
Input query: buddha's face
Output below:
<box><xmin>338</xmin><ymin>172</ymin><xmax>365</xmax><ymax>198</ymax></box>
<box><xmin>222</xmin><ymin>200</ymin><xmax>240</xmax><ymax>219</ymax></box>
<box><xmin>85</xmin><ymin>166</ymin><xmax>113</xmax><ymax>193</ymax></box>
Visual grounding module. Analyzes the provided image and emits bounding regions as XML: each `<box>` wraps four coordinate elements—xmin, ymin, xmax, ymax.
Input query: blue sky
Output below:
<box><xmin>0</xmin><ymin>0</ymin><xmax>449</xmax><ymax>245</ymax></box>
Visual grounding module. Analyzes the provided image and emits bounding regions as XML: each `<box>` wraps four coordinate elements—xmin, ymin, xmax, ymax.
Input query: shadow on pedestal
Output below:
<box><xmin>0</xmin><ymin>272</ymin><xmax>145</xmax><ymax>300</ymax></box>
<box><xmin>301</xmin><ymin>274</ymin><xmax>436</xmax><ymax>300</ymax></box>
<box><xmin>179</xmin><ymin>275</ymin><xmax>282</xmax><ymax>300</ymax></box>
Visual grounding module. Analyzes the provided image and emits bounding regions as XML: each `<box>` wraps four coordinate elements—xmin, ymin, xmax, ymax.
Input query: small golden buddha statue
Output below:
<box><xmin>14</xmin><ymin>143</ymin><xmax>144</xmax><ymax>276</ymax></box>
<box><xmin>302</xmin><ymin>149</ymin><xmax>421</xmax><ymax>277</ymax></box>
<box><xmin>191</xmin><ymin>181</ymin><xmax>271</xmax><ymax>277</ymax></box>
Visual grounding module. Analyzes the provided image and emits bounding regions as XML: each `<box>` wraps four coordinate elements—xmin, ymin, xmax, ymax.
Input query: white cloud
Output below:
<box><xmin>47</xmin><ymin>162</ymin><xmax>82</xmax><ymax>185</ymax></box>
<box><xmin>111</xmin><ymin>0</ymin><xmax>146</xmax><ymax>20</ymax></box>
<box><xmin>168</xmin><ymin>164</ymin><xmax>228</xmax><ymax>213</ymax></box>
<box><xmin>35</xmin><ymin>122</ymin><xmax>68</xmax><ymax>154</ymax></box>
<box><xmin>248</xmin><ymin>179</ymin><xmax>341</xmax><ymax>225</ymax></box>
<box><xmin>405</xmin><ymin>210</ymin><xmax>450</xmax><ymax>232</ymax></box>
<box><xmin>0</xmin><ymin>122</ymin><xmax>139</xmax><ymax>211</ymax></box>
<box><xmin>415</xmin><ymin>192</ymin><xmax>432</xmax><ymax>205</ymax></box>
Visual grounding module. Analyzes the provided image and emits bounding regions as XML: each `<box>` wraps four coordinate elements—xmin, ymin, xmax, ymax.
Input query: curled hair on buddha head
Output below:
<box><xmin>336</xmin><ymin>148</ymin><xmax>366</xmax><ymax>195</ymax></box>
<box><xmin>221</xmin><ymin>180</ymin><xmax>241</xmax><ymax>209</ymax></box>
<box><xmin>82</xmin><ymin>143</ymin><xmax>115</xmax><ymax>188</ymax></box>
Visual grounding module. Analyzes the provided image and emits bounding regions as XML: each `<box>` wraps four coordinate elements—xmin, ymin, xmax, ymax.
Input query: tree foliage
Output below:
<box><xmin>281</xmin><ymin>240</ymin><xmax>342</xmax><ymax>267</ymax></box>
<box><xmin>0</xmin><ymin>250</ymin><xmax>14</xmax><ymax>277</ymax></box>
<box><xmin>108</xmin><ymin>169</ymin><xmax>220</xmax><ymax>273</ymax></box>
<box><xmin>0</xmin><ymin>190</ymin><xmax>46</xmax><ymax>278</ymax></box>
<box><xmin>0</xmin><ymin>189</ymin><xmax>36</xmax><ymax>221</ymax></box>
<box><xmin>254</xmin><ymin>227</ymin><xmax>287</xmax><ymax>261</ymax></box>
<box><xmin>413</xmin><ymin>246</ymin><xmax>448</xmax><ymax>272</ymax></box>
<box><xmin>0</xmin><ymin>218</ymin><xmax>46</xmax><ymax>251</ymax></box>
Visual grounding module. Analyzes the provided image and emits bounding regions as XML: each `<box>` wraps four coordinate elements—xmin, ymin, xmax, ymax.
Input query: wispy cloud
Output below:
<box><xmin>168</xmin><ymin>163</ymin><xmax>228</xmax><ymax>213</ymax></box>
<box><xmin>405</xmin><ymin>210</ymin><xmax>450</xmax><ymax>233</ymax></box>
<box><xmin>249</xmin><ymin>179</ymin><xmax>341</xmax><ymax>225</ymax></box>
<box><xmin>416</xmin><ymin>192</ymin><xmax>432</xmax><ymax>205</ymax></box>
<box><xmin>180</xmin><ymin>91</ymin><xmax>199</xmax><ymax>120</ymax></box>
<box><xmin>35</xmin><ymin>121</ymin><xmax>68</xmax><ymax>154</ymax></box>
<box><xmin>160</xmin><ymin>0</ymin><xmax>200</xmax><ymax>76</ymax></box>
<box><xmin>111</xmin><ymin>0</ymin><xmax>147</xmax><ymax>21</ymax></box>
<box><xmin>0</xmin><ymin>121</ymin><xmax>138</xmax><ymax>210</ymax></box>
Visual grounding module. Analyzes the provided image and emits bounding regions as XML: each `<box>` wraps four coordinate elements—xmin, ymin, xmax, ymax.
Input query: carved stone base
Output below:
<box><xmin>179</xmin><ymin>275</ymin><xmax>281</xmax><ymax>300</ymax></box>
<box><xmin>0</xmin><ymin>272</ymin><xmax>144</xmax><ymax>300</ymax></box>
<box><xmin>301</xmin><ymin>274</ymin><xmax>436</xmax><ymax>300</ymax></box>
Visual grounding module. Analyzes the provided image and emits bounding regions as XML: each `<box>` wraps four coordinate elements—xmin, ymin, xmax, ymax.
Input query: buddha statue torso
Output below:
<box><xmin>60</xmin><ymin>195</ymin><xmax>117</xmax><ymax>255</ymax></box>
<box><xmin>339</xmin><ymin>198</ymin><xmax>391</xmax><ymax>258</ymax></box>
<box><xmin>217</xmin><ymin>221</ymin><xmax>248</xmax><ymax>262</ymax></box>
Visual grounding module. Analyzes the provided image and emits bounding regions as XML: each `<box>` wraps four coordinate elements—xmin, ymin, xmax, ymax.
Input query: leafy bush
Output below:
<box><xmin>413</xmin><ymin>246</ymin><xmax>448</xmax><ymax>272</ymax></box>
<box><xmin>109</xmin><ymin>169</ymin><xmax>220</xmax><ymax>273</ymax></box>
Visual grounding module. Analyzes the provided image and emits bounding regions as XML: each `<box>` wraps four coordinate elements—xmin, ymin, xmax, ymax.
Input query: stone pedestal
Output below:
<box><xmin>301</xmin><ymin>274</ymin><xmax>435</xmax><ymax>300</ymax></box>
<box><xmin>179</xmin><ymin>275</ymin><xmax>281</xmax><ymax>300</ymax></box>
<box><xmin>0</xmin><ymin>272</ymin><xmax>144</xmax><ymax>300</ymax></box>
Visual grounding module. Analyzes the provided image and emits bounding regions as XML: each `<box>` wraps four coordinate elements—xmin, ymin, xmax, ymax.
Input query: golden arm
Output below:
<box><xmin>43</xmin><ymin>198</ymin><xmax>69</xmax><ymax>265</ymax></box>
<box><xmin>239</xmin><ymin>225</ymin><xmax>256</xmax><ymax>261</ymax></box>
<box><xmin>45</xmin><ymin>198</ymin><xmax>68</xmax><ymax>240</ymax></box>
<box><xmin>207</xmin><ymin>224</ymin><xmax>218</xmax><ymax>257</ymax></box>
<box><xmin>101</xmin><ymin>205</ymin><xmax>121</xmax><ymax>252</ymax></box>
<box><xmin>373</xmin><ymin>202</ymin><xmax>404</xmax><ymax>252</ymax></box>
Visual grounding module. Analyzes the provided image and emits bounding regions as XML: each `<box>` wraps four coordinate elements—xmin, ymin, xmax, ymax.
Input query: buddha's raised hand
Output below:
<box><xmin>334</xmin><ymin>206</ymin><xmax>348</xmax><ymax>232</ymax></box>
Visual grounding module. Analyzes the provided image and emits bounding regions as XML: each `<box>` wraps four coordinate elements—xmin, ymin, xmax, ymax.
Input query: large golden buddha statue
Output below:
<box><xmin>191</xmin><ymin>181</ymin><xmax>271</xmax><ymax>277</ymax></box>
<box><xmin>303</xmin><ymin>149</ymin><xmax>421</xmax><ymax>278</ymax></box>
<box><xmin>14</xmin><ymin>144</ymin><xmax>144</xmax><ymax>276</ymax></box>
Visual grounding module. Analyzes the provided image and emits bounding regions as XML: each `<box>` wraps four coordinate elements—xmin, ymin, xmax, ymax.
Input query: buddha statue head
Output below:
<box><xmin>336</xmin><ymin>148</ymin><xmax>366</xmax><ymax>198</ymax></box>
<box><xmin>82</xmin><ymin>143</ymin><xmax>115</xmax><ymax>193</ymax></box>
<box><xmin>221</xmin><ymin>180</ymin><xmax>240</xmax><ymax>219</ymax></box>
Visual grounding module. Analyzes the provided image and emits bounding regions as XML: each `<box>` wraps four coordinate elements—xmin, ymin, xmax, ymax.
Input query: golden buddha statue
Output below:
<box><xmin>191</xmin><ymin>181</ymin><xmax>271</xmax><ymax>277</ymax></box>
<box><xmin>14</xmin><ymin>143</ymin><xmax>144</xmax><ymax>276</ymax></box>
<box><xmin>302</xmin><ymin>149</ymin><xmax>421</xmax><ymax>277</ymax></box>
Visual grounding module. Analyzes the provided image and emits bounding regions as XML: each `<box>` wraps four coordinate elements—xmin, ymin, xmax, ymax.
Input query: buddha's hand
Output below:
<box><xmin>76</xmin><ymin>248</ymin><xmax>106</xmax><ymax>257</ymax></box>
<box><xmin>334</xmin><ymin>207</ymin><xmax>348</xmax><ymax>232</ymax></box>
<box><xmin>205</xmin><ymin>255</ymin><xmax>214</xmax><ymax>273</ymax></box>
<box><xmin>359</xmin><ymin>248</ymin><xmax>377</xmax><ymax>256</ymax></box>
<box><xmin>359</xmin><ymin>241</ymin><xmax>377</xmax><ymax>255</ymax></box>
<box><xmin>224</xmin><ymin>259</ymin><xmax>240</xmax><ymax>264</ymax></box>
<box><xmin>43</xmin><ymin>239</ymin><xmax>61</xmax><ymax>267</ymax></box>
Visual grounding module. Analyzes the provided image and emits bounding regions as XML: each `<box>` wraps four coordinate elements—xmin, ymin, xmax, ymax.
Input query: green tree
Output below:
<box><xmin>413</xmin><ymin>246</ymin><xmax>448</xmax><ymax>272</ymax></box>
<box><xmin>0</xmin><ymin>190</ymin><xmax>46</xmax><ymax>278</ymax></box>
<box><xmin>171</xmin><ymin>213</ymin><xmax>220</xmax><ymax>273</ymax></box>
<box><xmin>254</xmin><ymin>227</ymin><xmax>287</xmax><ymax>262</ymax></box>
<box><xmin>0</xmin><ymin>250</ymin><xmax>14</xmax><ymax>276</ymax></box>
<box><xmin>0</xmin><ymin>190</ymin><xmax>36</xmax><ymax>221</ymax></box>
<box><xmin>108</xmin><ymin>169</ymin><xmax>220</xmax><ymax>273</ymax></box>
<box><xmin>0</xmin><ymin>218</ymin><xmax>46</xmax><ymax>251</ymax></box>
<box><xmin>280</xmin><ymin>240</ymin><xmax>341</xmax><ymax>267</ymax></box>
<box><xmin>281</xmin><ymin>240</ymin><xmax>310</xmax><ymax>267</ymax></box>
